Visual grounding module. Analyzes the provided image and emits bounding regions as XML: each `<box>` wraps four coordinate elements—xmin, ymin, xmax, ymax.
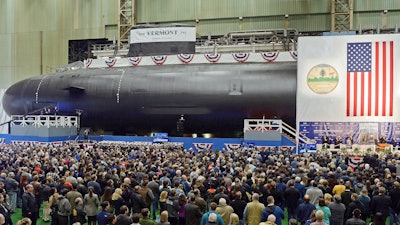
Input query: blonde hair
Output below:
<box><xmin>229</xmin><ymin>213</ymin><xmax>239</xmax><ymax>225</ymax></box>
<box><xmin>324</xmin><ymin>193</ymin><xmax>332</xmax><ymax>203</ymax></box>
<box><xmin>160</xmin><ymin>210</ymin><xmax>169</xmax><ymax>222</ymax></box>
<box><xmin>160</xmin><ymin>191</ymin><xmax>168</xmax><ymax>202</ymax></box>
<box><xmin>112</xmin><ymin>188</ymin><xmax>123</xmax><ymax>201</ymax></box>
<box><xmin>16</xmin><ymin>218</ymin><xmax>32</xmax><ymax>225</ymax></box>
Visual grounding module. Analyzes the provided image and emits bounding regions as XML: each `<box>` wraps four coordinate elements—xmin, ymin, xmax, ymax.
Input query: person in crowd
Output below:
<box><xmin>166</xmin><ymin>189</ymin><xmax>180</xmax><ymax>225</ymax></box>
<box><xmin>261</xmin><ymin>196</ymin><xmax>284</xmax><ymax>225</ymax></box>
<box><xmin>149</xmin><ymin>175</ymin><xmax>161</xmax><ymax>220</ymax></box>
<box><xmin>297</xmin><ymin>195</ymin><xmax>316</xmax><ymax>225</ymax></box>
<box><xmin>346</xmin><ymin>193</ymin><xmax>365</xmax><ymax>221</ymax></box>
<box><xmin>0</xmin><ymin>214</ymin><xmax>5</xmax><ymax>225</ymax></box>
<box><xmin>327</xmin><ymin>195</ymin><xmax>345</xmax><ymax>225</ymax></box>
<box><xmin>205</xmin><ymin>213</ymin><xmax>218</xmax><ymax>225</ymax></box>
<box><xmin>130</xmin><ymin>214</ymin><xmax>140</xmax><ymax>225</ymax></box>
<box><xmin>370</xmin><ymin>187</ymin><xmax>391</xmax><ymax>221</ymax></box>
<box><xmin>259</xmin><ymin>214</ymin><xmax>277</xmax><ymax>225</ymax></box>
<box><xmin>311</xmin><ymin>210</ymin><xmax>327</xmax><ymax>225</ymax></box>
<box><xmin>57</xmin><ymin>188</ymin><xmax>72</xmax><ymax>225</ymax></box>
<box><xmin>116</xmin><ymin>205</ymin><xmax>132</xmax><ymax>225</ymax></box>
<box><xmin>243</xmin><ymin>193</ymin><xmax>265</xmax><ymax>225</ymax></box>
<box><xmin>15</xmin><ymin>218</ymin><xmax>31</xmax><ymax>225</ymax></box>
<box><xmin>157</xmin><ymin>211</ymin><xmax>171</xmax><ymax>225</ymax></box>
<box><xmin>184</xmin><ymin>194</ymin><xmax>202</xmax><ymax>225</ymax></box>
<box><xmin>305</xmin><ymin>210</ymin><xmax>317</xmax><ymax>225</ymax></box>
<box><xmin>284</xmin><ymin>180</ymin><xmax>301</xmax><ymax>220</ymax></box>
<box><xmin>306</xmin><ymin>181</ymin><xmax>324</xmax><ymax>206</ymax></box>
<box><xmin>66</xmin><ymin>183</ymin><xmax>83</xmax><ymax>224</ymax></box>
<box><xmin>97</xmin><ymin>201</ymin><xmax>111</xmax><ymax>225</ymax></box>
<box><xmin>72</xmin><ymin>197</ymin><xmax>86</xmax><ymax>225</ymax></box>
<box><xmin>228</xmin><ymin>213</ymin><xmax>239</xmax><ymax>225</ymax></box>
<box><xmin>230</xmin><ymin>191</ymin><xmax>247</xmax><ymax>225</ymax></box>
<box><xmin>216</xmin><ymin>198</ymin><xmax>234</xmax><ymax>225</ymax></box>
<box><xmin>49</xmin><ymin>187</ymin><xmax>59</xmax><ymax>225</ymax></box>
<box><xmin>139</xmin><ymin>208</ymin><xmax>155</xmax><ymax>225</ymax></box>
<box><xmin>100</xmin><ymin>187</ymin><xmax>114</xmax><ymax>213</ymax></box>
<box><xmin>84</xmin><ymin>186</ymin><xmax>100</xmax><ymax>225</ymax></box>
<box><xmin>110</xmin><ymin>188</ymin><xmax>124</xmax><ymax>215</ymax></box>
<box><xmin>315</xmin><ymin>198</ymin><xmax>331</xmax><ymax>225</ymax></box>
<box><xmin>370</xmin><ymin>212</ymin><xmax>385</xmax><ymax>225</ymax></box>
<box><xmin>160</xmin><ymin>191</ymin><xmax>169</xmax><ymax>213</ymax></box>
<box><xmin>5</xmin><ymin>172</ymin><xmax>18</xmax><ymax>214</ymax></box>
<box><xmin>22</xmin><ymin>184</ymin><xmax>38</xmax><ymax>225</ymax></box>
<box><xmin>0</xmin><ymin>194</ymin><xmax>12</xmax><ymax>225</ymax></box>
<box><xmin>201</xmin><ymin>202</ymin><xmax>224</xmax><ymax>225</ymax></box>
<box><xmin>106</xmin><ymin>214</ymin><xmax>117</xmax><ymax>225</ymax></box>
<box><xmin>345</xmin><ymin>209</ymin><xmax>365</xmax><ymax>225</ymax></box>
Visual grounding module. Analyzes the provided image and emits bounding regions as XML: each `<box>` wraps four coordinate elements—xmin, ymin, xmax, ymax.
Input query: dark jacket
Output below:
<box><xmin>22</xmin><ymin>192</ymin><xmax>38</xmax><ymax>217</ymax></box>
<box><xmin>130</xmin><ymin>191</ymin><xmax>146</xmax><ymax>214</ymax></box>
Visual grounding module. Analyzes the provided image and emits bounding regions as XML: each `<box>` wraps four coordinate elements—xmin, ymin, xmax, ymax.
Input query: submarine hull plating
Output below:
<box><xmin>3</xmin><ymin>62</ymin><xmax>297</xmax><ymax>136</ymax></box>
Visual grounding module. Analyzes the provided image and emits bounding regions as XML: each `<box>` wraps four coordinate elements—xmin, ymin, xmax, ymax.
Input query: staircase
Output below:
<box><xmin>243</xmin><ymin>118</ymin><xmax>315</xmax><ymax>147</ymax></box>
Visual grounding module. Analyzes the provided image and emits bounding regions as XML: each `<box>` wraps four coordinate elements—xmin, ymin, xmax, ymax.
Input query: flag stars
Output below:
<box><xmin>347</xmin><ymin>42</ymin><xmax>372</xmax><ymax>72</ymax></box>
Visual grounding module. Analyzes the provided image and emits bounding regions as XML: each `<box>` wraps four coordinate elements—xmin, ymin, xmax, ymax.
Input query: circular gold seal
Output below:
<box><xmin>307</xmin><ymin>64</ymin><xmax>339</xmax><ymax>94</ymax></box>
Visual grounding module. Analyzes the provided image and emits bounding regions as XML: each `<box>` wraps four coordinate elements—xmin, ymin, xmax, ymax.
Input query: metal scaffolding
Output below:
<box><xmin>118</xmin><ymin>0</ymin><xmax>135</xmax><ymax>46</ymax></box>
<box><xmin>331</xmin><ymin>0</ymin><xmax>353</xmax><ymax>31</ymax></box>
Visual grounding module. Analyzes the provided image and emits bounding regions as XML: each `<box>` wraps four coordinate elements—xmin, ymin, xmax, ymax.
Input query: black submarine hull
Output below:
<box><xmin>3</xmin><ymin>62</ymin><xmax>297</xmax><ymax>136</ymax></box>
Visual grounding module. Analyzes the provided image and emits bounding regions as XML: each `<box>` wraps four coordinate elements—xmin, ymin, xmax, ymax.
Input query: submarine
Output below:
<box><xmin>2</xmin><ymin>26</ymin><xmax>298</xmax><ymax>137</ymax></box>
<box><xmin>3</xmin><ymin>61</ymin><xmax>297</xmax><ymax>136</ymax></box>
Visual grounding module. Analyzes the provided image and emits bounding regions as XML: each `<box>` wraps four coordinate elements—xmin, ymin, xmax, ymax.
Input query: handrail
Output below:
<box><xmin>10</xmin><ymin>115</ymin><xmax>78</xmax><ymax>128</ymax></box>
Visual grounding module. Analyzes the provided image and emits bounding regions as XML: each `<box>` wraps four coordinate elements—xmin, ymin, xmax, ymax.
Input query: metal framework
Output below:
<box><xmin>118</xmin><ymin>0</ymin><xmax>135</xmax><ymax>46</ymax></box>
<box><xmin>11</xmin><ymin>115</ymin><xmax>78</xmax><ymax>128</ymax></box>
<box><xmin>331</xmin><ymin>0</ymin><xmax>353</xmax><ymax>31</ymax></box>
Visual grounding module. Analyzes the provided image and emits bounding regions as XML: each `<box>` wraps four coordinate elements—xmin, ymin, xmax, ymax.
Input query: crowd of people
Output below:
<box><xmin>0</xmin><ymin>141</ymin><xmax>397</xmax><ymax>225</ymax></box>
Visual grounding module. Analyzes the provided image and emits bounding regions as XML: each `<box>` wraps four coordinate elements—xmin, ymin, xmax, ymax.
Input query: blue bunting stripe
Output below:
<box><xmin>204</xmin><ymin>53</ymin><xmax>221</xmax><ymax>63</ymax></box>
<box><xmin>290</xmin><ymin>51</ymin><xmax>298</xmax><ymax>60</ymax></box>
<box><xmin>128</xmin><ymin>57</ymin><xmax>142</xmax><ymax>66</ymax></box>
<box><xmin>261</xmin><ymin>52</ymin><xmax>280</xmax><ymax>62</ymax></box>
<box><xmin>177</xmin><ymin>54</ymin><xmax>195</xmax><ymax>64</ymax></box>
<box><xmin>224</xmin><ymin>143</ymin><xmax>241</xmax><ymax>151</ymax></box>
<box><xmin>105</xmin><ymin>58</ymin><xmax>117</xmax><ymax>67</ymax></box>
<box><xmin>192</xmin><ymin>143</ymin><xmax>213</xmax><ymax>152</ymax></box>
<box><xmin>85</xmin><ymin>58</ymin><xmax>93</xmax><ymax>68</ymax></box>
<box><xmin>151</xmin><ymin>55</ymin><xmax>168</xmax><ymax>65</ymax></box>
<box><xmin>232</xmin><ymin>53</ymin><xmax>250</xmax><ymax>62</ymax></box>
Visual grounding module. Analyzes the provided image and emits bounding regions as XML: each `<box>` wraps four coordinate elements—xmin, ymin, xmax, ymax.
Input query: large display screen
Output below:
<box><xmin>153</xmin><ymin>133</ymin><xmax>169</xmax><ymax>143</ymax></box>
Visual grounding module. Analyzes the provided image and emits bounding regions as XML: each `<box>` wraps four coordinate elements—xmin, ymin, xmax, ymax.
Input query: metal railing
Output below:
<box><xmin>11</xmin><ymin>115</ymin><xmax>78</xmax><ymax>128</ymax></box>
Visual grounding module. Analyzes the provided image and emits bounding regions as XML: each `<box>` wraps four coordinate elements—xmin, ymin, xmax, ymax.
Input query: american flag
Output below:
<box><xmin>346</xmin><ymin>41</ymin><xmax>394</xmax><ymax>117</ymax></box>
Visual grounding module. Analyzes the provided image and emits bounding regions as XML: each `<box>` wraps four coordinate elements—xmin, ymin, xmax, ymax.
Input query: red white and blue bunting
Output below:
<box><xmin>261</xmin><ymin>52</ymin><xmax>280</xmax><ymax>62</ymax></box>
<box><xmin>177</xmin><ymin>54</ymin><xmax>195</xmax><ymax>64</ymax></box>
<box><xmin>348</xmin><ymin>156</ymin><xmax>364</xmax><ymax>169</ymax></box>
<box><xmin>85</xmin><ymin>58</ymin><xmax>93</xmax><ymax>68</ymax></box>
<box><xmin>128</xmin><ymin>57</ymin><xmax>142</xmax><ymax>66</ymax></box>
<box><xmin>204</xmin><ymin>53</ymin><xmax>221</xmax><ymax>63</ymax></box>
<box><xmin>105</xmin><ymin>58</ymin><xmax>117</xmax><ymax>67</ymax></box>
<box><xmin>151</xmin><ymin>55</ymin><xmax>168</xmax><ymax>65</ymax></box>
<box><xmin>232</xmin><ymin>53</ymin><xmax>250</xmax><ymax>62</ymax></box>
<box><xmin>224</xmin><ymin>143</ymin><xmax>241</xmax><ymax>151</ymax></box>
<box><xmin>290</xmin><ymin>51</ymin><xmax>298</xmax><ymax>60</ymax></box>
<box><xmin>192</xmin><ymin>143</ymin><xmax>213</xmax><ymax>152</ymax></box>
